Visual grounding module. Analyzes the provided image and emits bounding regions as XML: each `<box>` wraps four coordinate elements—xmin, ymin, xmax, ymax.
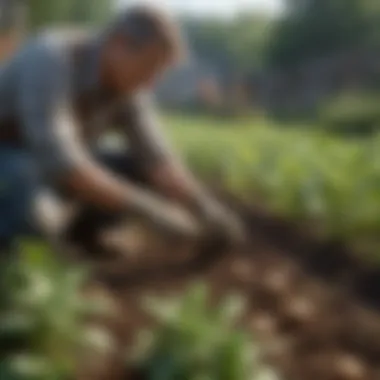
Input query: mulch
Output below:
<box><xmin>71</xmin><ymin>203</ymin><xmax>380</xmax><ymax>380</ymax></box>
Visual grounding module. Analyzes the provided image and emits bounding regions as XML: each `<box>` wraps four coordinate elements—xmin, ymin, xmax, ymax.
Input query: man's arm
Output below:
<box><xmin>116</xmin><ymin>93</ymin><xmax>247</xmax><ymax>245</ymax></box>
<box><xmin>15</xmin><ymin>43</ymin><xmax>198</xmax><ymax>239</ymax></box>
<box><xmin>116</xmin><ymin>92</ymin><xmax>210</xmax><ymax>210</ymax></box>
<box><xmin>16</xmin><ymin>43</ymin><xmax>135</xmax><ymax>211</ymax></box>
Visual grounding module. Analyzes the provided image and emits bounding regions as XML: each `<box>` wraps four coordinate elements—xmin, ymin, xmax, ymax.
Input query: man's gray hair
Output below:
<box><xmin>109</xmin><ymin>5</ymin><xmax>187</xmax><ymax>62</ymax></box>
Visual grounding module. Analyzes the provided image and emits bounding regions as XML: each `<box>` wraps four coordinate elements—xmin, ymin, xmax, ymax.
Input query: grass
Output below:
<box><xmin>165</xmin><ymin>113</ymin><xmax>380</xmax><ymax>260</ymax></box>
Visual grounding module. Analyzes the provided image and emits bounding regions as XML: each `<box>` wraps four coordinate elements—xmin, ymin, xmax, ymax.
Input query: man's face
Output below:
<box><xmin>102</xmin><ymin>34</ymin><xmax>170</xmax><ymax>94</ymax></box>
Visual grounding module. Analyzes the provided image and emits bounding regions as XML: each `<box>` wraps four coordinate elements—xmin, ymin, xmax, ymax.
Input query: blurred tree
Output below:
<box><xmin>183</xmin><ymin>13</ymin><xmax>275</xmax><ymax>73</ymax></box>
<box><xmin>267</xmin><ymin>0</ymin><xmax>380</xmax><ymax>68</ymax></box>
<box><xmin>228</xmin><ymin>14</ymin><xmax>275</xmax><ymax>71</ymax></box>
<box><xmin>0</xmin><ymin>0</ymin><xmax>26</xmax><ymax>60</ymax></box>
<box><xmin>0</xmin><ymin>0</ymin><xmax>26</xmax><ymax>32</ymax></box>
<box><xmin>27</xmin><ymin>0</ymin><xmax>114</xmax><ymax>30</ymax></box>
<box><xmin>183</xmin><ymin>17</ymin><xmax>234</xmax><ymax>69</ymax></box>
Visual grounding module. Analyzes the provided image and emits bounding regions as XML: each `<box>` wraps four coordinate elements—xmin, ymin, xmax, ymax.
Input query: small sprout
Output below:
<box><xmin>2</xmin><ymin>240</ymin><xmax>113</xmax><ymax>380</ymax></box>
<box><xmin>81</xmin><ymin>292</ymin><xmax>117</xmax><ymax>319</ymax></box>
<box><xmin>218</xmin><ymin>293</ymin><xmax>247</xmax><ymax>324</ymax></box>
<box><xmin>134</xmin><ymin>282</ymin><xmax>274</xmax><ymax>380</ymax></box>
<box><xmin>254</xmin><ymin>367</ymin><xmax>281</xmax><ymax>380</ymax></box>
<box><xmin>23</xmin><ymin>272</ymin><xmax>53</xmax><ymax>305</ymax></box>
<box><xmin>0</xmin><ymin>311</ymin><xmax>35</xmax><ymax>335</ymax></box>
<box><xmin>142</xmin><ymin>295</ymin><xmax>183</xmax><ymax>323</ymax></box>
<box><xmin>130</xmin><ymin>330</ymin><xmax>156</xmax><ymax>362</ymax></box>
<box><xmin>82</xmin><ymin>326</ymin><xmax>115</xmax><ymax>354</ymax></box>
<box><xmin>10</xmin><ymin>355</ymin><xmax>51</xmax><ymax>378</ymax></box>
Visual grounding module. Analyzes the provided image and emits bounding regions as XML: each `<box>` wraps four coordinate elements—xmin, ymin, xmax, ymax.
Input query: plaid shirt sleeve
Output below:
<box><xmin>16</xmin><ymin>42</ymin><xmax>89</xmax><ymax>181</ymax></box>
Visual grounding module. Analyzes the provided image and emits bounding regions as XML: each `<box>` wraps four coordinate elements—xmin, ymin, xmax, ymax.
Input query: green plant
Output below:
<box><xmin>319</xmin><ymin>91</ymin><xmax>380</xmax><ymax>135</ymax></box>
<box><xmin>0</xmin><ymin>240</ymin><xmax>115</xmax><ymax>380</ymax></box>
<box><xmin>131</xmin><ymin>283</ymin><xmax>279</xmax><ymax>380</ymax></box>
<box><xmin>165</xmin><ymin>113</ymin><xmax>380</xmax><ymax>262</ymax></box>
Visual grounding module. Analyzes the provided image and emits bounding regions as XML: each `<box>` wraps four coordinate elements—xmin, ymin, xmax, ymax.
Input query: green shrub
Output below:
<box><xmin>0</xmin><ymin>240</ymin><xmax>114</xmax><ymax>380</ymax></box>
<box><xmin>166</xmin><ymin>113</ymin><xmax>380</xmax><ymax>261</ymax></box>
<box><xmin>131</xmin><ymin>283</ymin><xmax>279</xmax><ymax>380</ymax></box>
<box><xmin>319</xmin><ymin>91</ymin><xmax>380</xmax><ymax>135</ymax></box>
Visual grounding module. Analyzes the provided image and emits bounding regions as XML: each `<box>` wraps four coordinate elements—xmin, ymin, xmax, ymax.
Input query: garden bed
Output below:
<box><xmin>74</xmin><ymin>202</ymin><xmax>380</xmax><ymax>380</ymax></box>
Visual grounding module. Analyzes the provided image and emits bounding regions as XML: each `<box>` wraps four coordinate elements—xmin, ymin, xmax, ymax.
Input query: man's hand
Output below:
<box><xmin>131</xmin><ymin>191</ymin><xmax>201</xmax><ymax>240</ymax></box>
<box><xmin>196</xmin><ymin>198</ymin><xmax>247</xmax><ymax>247</ymax></box>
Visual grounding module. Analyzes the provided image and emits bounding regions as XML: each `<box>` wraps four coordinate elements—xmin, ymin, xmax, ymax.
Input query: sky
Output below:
<box><xmin>117</xmin><ymin>0</ymin><xmax>285</xmax><ymax>18</ymax></box>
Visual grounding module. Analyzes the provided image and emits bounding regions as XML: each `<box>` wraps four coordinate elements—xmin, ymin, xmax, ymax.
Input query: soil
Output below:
<box><xmin>70</xmin><ymin>202</ymin><xmax>380</xmax><ymax>380</ymax></box>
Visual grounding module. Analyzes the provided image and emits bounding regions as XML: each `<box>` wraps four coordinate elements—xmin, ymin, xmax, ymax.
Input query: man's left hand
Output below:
<box><xmin>196</xmin><ymin>198</ymin><xmax>247</xmax><ymax>247</ymax></box>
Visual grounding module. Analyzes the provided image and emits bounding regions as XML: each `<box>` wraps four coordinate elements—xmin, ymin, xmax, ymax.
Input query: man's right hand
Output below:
<box><xmin>61</xmin><ymin>163</ymin><xmax>200</xmax><ymax>240</ymax></box>
<box><xmin>132</xmin><ymin>191</ymin><xmax>202</xmax><ymax>240</ymax></box>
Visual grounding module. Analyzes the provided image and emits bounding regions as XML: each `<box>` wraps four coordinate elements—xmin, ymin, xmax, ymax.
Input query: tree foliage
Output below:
<box><xmin>27</xmin><ymin>0</ymin><xmax>114</xmax><ymax>30</ymax></box>
<box><xmin>181</xmin><ymin>0</ymin><xmax>380</xmax><ymax>72</ymax></box>
<box><xmin>266</xmin><ymin>0</ymin><xmax>380</xmax><ymax>67</ymax></box>
<box><xmin>4</xmin><ymin>0</ymin><xmax>380</xmax><ymax>70</ymax></box>
<box><xmin>183</xmin><ymin>13</ymin><xmax>275</xmax><ymax>73</ymax></box>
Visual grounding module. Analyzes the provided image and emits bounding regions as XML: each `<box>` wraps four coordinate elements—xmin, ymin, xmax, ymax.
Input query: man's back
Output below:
<box><xmin>0</xmin><ymin>28</ymin><xmax>94</xmax><ymax>141</ymax></box>
<box><xmin>0</xmin><ymin>29</ymin><xmax>120</xmax><ymax>159</ymax></box>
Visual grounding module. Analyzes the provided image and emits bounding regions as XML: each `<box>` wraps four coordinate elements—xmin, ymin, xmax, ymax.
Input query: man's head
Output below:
<box><xmin>100</xmin><ymin>6</ymin><xmax>186</xmax><ymax>94</ymax></box>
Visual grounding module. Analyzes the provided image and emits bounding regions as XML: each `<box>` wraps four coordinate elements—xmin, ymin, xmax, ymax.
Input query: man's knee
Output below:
<box><xmin>0</xmin><ymin>148</ymin><xmax>39</xmax><ymax>239</ymax></box>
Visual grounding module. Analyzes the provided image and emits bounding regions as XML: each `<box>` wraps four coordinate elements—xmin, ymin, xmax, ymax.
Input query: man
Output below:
<box><xmin>0</xmin><ymin>6</ymin><xmax>245</xmax><ymax>251</ymax></box>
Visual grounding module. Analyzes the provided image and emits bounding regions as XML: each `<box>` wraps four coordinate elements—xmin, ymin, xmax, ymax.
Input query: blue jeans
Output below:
<box><xmin>0</xmin><ymin>147</ymin><xmax>40</xmax><ymax>242</ymax></box>
<box><xmin>0</xmin><ymin>146</ymin><xmax>146</xmax><ymax>244</ymax></box>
